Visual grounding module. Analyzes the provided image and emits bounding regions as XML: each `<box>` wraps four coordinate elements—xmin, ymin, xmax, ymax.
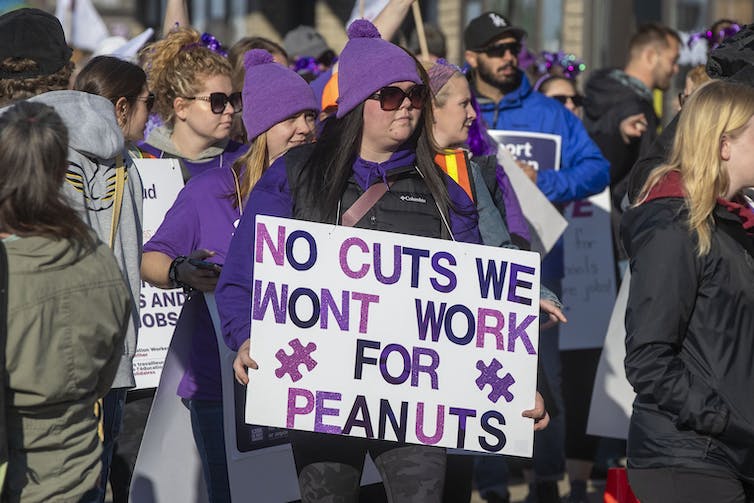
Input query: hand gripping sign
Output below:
<box><xmin>245</xmin><ymin>216</ymin><xmax>541</xmax><ymax>457</ymax></box>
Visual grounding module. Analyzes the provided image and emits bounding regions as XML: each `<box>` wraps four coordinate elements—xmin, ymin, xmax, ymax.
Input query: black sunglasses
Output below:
<box><xmin>551</xmin><ymin>94</ymin><xmax>584</xmax><ymax>107</ymax></box>
<box><xmin>479</xmin><ymin>41</ymin><xmax>522</xmax><ymax>58</ymax></box>
<box><xmin>183</xmin><ymin>91</ymin><xmax>242</xmax><ymax>114</ymax></box>
<box><xmin>368</xmin><ymin>85</ymin><xmax>427</xmax><ymax>111</ymax></box>
<box><xmin>136</xmin><ymin>93</ymin><xmax>156</xmax><ymax>112</ymax></box>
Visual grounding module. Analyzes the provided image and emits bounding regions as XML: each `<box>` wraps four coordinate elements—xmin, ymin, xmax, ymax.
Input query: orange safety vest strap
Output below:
<box><xmin>434</xmin><ymin>149</ymin><xmax>475</xmax><ymax>203</ymax></box>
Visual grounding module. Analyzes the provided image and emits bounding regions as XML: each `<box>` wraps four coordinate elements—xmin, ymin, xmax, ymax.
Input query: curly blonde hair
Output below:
<box><xmin>140</xmin><ymin>27</ymin><xmax>232</xmax><ymax>125</ymax></box>
<box><xmin>638</xmin><ymin>80</ymin><xmax>754</xmax><ymax>256</ymax></box>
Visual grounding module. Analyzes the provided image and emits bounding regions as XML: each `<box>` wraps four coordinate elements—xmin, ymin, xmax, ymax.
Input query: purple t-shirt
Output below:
<box><xmin>143</xmin><ymin>158</ymin><xmax>247</xmax><ymax>401</ymax></box>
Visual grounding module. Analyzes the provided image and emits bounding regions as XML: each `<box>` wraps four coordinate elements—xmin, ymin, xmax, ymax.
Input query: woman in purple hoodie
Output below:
<box><xmin>140</xmin><ymin>49</ymin><xmax>318</xmax><ymax>502</ymax></box>
<box><xmin>216</xmin><ymin>20</ymin><xmax>487</xmax><ymax>502</ymax></box>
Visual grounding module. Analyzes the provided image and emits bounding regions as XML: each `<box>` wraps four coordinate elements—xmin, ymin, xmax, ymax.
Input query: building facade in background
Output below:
<box><xmin>26</xmin><ymin>0</ymin><xmax>753</xmax><ymax>118</ymax></box>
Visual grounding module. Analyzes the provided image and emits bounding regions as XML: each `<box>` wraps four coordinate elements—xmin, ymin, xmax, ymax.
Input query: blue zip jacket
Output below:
<box><xmin>473</xmin><ymin>71</ymin><xmax>609</xmax><ymax>281</ymax></box>
<box><xmin>473</xmin><ymin>72</ymin><xmax>609</xmax><ymax>206</ymax></box>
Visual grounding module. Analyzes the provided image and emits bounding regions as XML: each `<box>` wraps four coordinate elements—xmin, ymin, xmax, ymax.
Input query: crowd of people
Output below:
<box><xmin>0</xmin><ymin>1</ymin><xmax>752</xmax><ymax>503</ymax></box>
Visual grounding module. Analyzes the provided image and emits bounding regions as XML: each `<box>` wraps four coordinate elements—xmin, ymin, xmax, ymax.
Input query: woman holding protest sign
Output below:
<box><xmin>217</xmin><ymin>20</ymin><xmax>550</xmax><ymax>502</ymax></box>
<box><xmin>140</xmin><ymin>48</ymin><xmax>317</xmax><ymax>502</ymax></box>
<box><xmin>624</xmin><ymin>80</ymin><xmax>754</xmax><ymax>502</ymax></box>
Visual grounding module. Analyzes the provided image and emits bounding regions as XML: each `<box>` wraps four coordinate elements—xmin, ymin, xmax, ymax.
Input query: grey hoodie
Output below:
<box><xmin>24</xmin><ymin>91</ymin><xmax>143</xmax><ymax>389</ymax></box>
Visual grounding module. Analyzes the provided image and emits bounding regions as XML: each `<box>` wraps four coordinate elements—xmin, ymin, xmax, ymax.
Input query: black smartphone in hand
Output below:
<box><xmin>188</xmin><ymin>258</ymin><xmax>222</xmax><ymax>274</ymax></box>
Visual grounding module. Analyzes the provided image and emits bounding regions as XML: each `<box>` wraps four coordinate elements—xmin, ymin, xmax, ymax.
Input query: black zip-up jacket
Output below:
<box><xmin>622</xmin><ymin>184</ymin><xmax>754</xmax><ymax>482</ymax></box>
<box><xmin>583</xmin><ymin>68</ymin><xmax>658</xmax><ymax>210</ymax></box>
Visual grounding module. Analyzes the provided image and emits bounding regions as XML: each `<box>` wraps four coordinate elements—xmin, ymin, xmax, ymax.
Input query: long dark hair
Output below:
<box><xmin>74</xmin><ymin>55</ymin><xmax>147</xmax><ymax>109</ymax></box>
<box><xmin>297</xmin><ymin>66</ymin><xmax>453</xmax><ymax>233</ymax></box>
<box><xmin>0</xmin><ymin>101</ymin><xmax>95</xmax><ymax>249</ymax></box>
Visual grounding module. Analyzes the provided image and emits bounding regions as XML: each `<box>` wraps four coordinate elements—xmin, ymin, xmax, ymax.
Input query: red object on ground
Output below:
<box><xmin>604</xmin><ymin>467</ymin><xmax>640</xmax><ymax>503</ymax></box>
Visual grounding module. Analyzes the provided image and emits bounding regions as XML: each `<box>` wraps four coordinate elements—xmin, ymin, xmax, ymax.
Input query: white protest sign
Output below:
<box><xmin>559</xmin><ymin>189</ymin><xmax>616</xmax><ymax>349</ymax></box>
<box><xmin>130</xmin><ymin>291</ymin><xmax>382</xmax><ymax>503</ymax></box>
<box><xmin>202</xmin><ymin>295</ymin><xmax>382</xmax><ymax>502</ymax></box>
<box><xmin>347</xmin><ymin>0</ymin><xmax>389</xmax><ymax>23</ymax></box>
<box><xmin>489</xmin><ymin>130</ymin><xmax>615</xmax><ymax>349</ymax></box>
<box><xmin>129</xmin><ymin>300</ymin><xmax>208</xmax><ymax>503</ymax></box>
<box><xmin>587</xmin><ymin>268</ymin><xmax>634</xmax><ymax>439</ymax></box>
<box><xmin>488</xmin><ymin>131</ymin><xmax>567</xmax><ymax>256</ymax></box>
<box><xmin>495</xmin><ymin>145</ymin><xmax>567</xmax><ymax>255</ymax></box>
<box><xmin>490</xmin><ymin>130</ymin><xmax>562</xmax><ymax>172</ymax></box>
<box><xmin>245</xmin><ymin>216</ymin><xmax>541</xmax><ymax>457</ymax></box>
<box><xmin>132</xmin><ymin>158</ymin><xmax>185</xmax><ymax>389</ymax></box>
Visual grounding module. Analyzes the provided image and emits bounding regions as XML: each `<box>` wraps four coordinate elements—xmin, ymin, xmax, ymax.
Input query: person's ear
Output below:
<box><xmin>720</xmin><ymin>134</ymin><xmax>731</xmax><ymax>161</ymax></box>
<box><xmin>114</xmin><ymin>97</ymin><xmax>129</xmax><ymax>127</ymax></box>
<box><xmin>646</xmin><ymin>47</ymin><xmax>659</xmax><ymax>68</ymax></box>
<box><xmin>464</xmin><ymin>50</ymin><xmax>479</xmax><ymax>69</ymax></box>
<box><xmin>174</xmin><ymin>96</ymin><xmax>190</xmax><ymax>121</ymax></box>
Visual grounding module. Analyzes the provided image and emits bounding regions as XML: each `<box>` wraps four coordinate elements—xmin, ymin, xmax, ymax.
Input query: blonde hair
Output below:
<box><xmin>231</xmin><ymin>132</ymin><xmax>268</xmax><ymax>207</ymax></box>
<box><xmin>638</xmin><ymin>80</ymin><xmax>754</xmax><ymax>255</ymax></box>
<box><xmin>685</xmin><ymin>64</ymin><xmax>711</xmax><ymax>92</ymax></box>
<box><xmin>140</xmin><ymin>27</ymin><xmax>232</xmax><ymax>125</ymax></box>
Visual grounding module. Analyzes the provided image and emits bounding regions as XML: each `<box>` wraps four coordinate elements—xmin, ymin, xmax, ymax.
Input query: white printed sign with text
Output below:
<box><xmin>488</xmin><ymin>130</ymin><xmax>615</xmax><ymax>349</ymax></box>
<box><xmin>132</xmin><ymin>158</ymin><xmax>185</xmax><ymax>389</ymax></box>
<box><xmin>245</xmin><ymin>216</ymin><xmax>542</xmax><ymax>457</ymax></box>
<box><xmin>559</xmin><ymin>190</ymin><xmax>616</xmax><ymax>349</ymax></box>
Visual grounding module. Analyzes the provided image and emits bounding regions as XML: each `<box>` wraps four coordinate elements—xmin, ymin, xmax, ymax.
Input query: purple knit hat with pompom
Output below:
<box><xmin>336</xmin><ymin>19</ymin><xmax>422</xmax><ymax>118</ymax></box>
<box><xmin>242</xmin><ymin>49</ymin><xmax>319</xmax><ymax>141</ymax></box>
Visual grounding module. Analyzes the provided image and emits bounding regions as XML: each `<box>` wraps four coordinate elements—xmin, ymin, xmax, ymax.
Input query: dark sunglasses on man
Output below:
<box><xmin>477</xmin><ymin>41</ymin><xmax>522</xmax><ymax>58</ymax></box>
<box><xmin>550</xmin><ymin>94</ymin><xmax>584</xmax><ymax>108</ymax></box>
<box><xmin>368</xmin><ymin>85</ymin><xmax>427</xmax><ymax>111</ymax></box>
<box><xmin>183</xmin><ymin>91</ymin><xmax>243</xmax><ymax>114</ymax></box>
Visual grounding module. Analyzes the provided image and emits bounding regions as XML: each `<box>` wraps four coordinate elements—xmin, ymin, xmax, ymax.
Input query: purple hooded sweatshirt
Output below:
<box><xmin>216</xmin><ymin>148</ymin><xmax>482</xmax><ymax>352</ymax></box>
<box><xmin>143</xmin><ymin>157</ymin><xmax>247</xmax><ymax>400</ymax></box>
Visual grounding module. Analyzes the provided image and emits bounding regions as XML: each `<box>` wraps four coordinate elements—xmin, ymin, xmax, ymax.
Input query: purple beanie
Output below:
<box><xmin>336</xmin><ymin>20</ymin><xmax>422</xmax><ymax>118</ymax></box>
<box><xmin>242</xmin><ymin>49</ymin><xmax>319</xmax><ymax>141</ymax></box>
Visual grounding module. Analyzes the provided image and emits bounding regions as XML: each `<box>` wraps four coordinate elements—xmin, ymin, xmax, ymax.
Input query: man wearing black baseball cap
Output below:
<box><xmin>464</xmin><ymin>11</ymin><xmax>610</xmax><ymax>503</ymax></box>
<box><xmin>464</xmin><ymin>12</ymin><xmax>527</xmax><ymax>101</ymax></box>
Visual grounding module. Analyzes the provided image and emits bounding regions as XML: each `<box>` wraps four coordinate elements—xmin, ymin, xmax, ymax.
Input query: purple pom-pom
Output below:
<box><xmin>347</xmin><ymin>19</ymin><xmax>381</xmax><ymax>40</ymax></box>
<box><xmin>245</xmin><ymin>49</ymin><xmax>274</xmax><ymax>70</ymax></box>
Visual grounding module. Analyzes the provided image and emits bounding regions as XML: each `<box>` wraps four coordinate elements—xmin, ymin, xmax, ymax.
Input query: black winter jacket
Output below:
<box><xmin>583</xmin><ymin>68</ymin><xmax>658</xmax><ymax>210</ymax></box>
<box><xmin>622</xmin><ymin>193</ymin><xmax>754</xmax><ymax>482</ymax></box>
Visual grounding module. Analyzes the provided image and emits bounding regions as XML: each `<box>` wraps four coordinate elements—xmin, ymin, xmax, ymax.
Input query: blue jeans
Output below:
<box><xmin>92</xmin><ymin>387</ymin><xmax>127</xmax><ymax>503</ymax></box>
<box><xmin>189</xmin><ymin>399</ymin><xmax>231</xmax><ymax>503</ymax></box>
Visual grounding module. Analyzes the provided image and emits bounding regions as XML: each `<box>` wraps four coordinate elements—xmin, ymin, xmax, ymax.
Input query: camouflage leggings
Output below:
<box><xmin>290</xmin><ymin>431</ymin><xmax>446</xmax><ymax>503</ymax></box>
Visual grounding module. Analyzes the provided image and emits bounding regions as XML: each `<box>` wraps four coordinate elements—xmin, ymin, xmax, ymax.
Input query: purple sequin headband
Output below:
<box><xmin>688</xmin><ymin>24</ymin><xmax>741</xmax><ymax>50</ymax></box>
<box><xmin>535</xmin><ymin>50</ymin><xmax>586</xmax><ymax>79</ymax></box>
<box><xmin>181</xmin><ymin>32</ymin><xmax>228</xmax><ymax>57</ymax></box>
<box><xmin>292</xmin><ymin>55</ymin><xmax>338</xmax><ymax>78</ymax></box>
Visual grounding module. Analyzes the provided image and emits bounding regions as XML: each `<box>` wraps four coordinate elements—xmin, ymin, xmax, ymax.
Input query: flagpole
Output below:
<box><xmin>411</xmin><ymin>2</ymin><xmax>429</xmax><ymax>62</ymax></box>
